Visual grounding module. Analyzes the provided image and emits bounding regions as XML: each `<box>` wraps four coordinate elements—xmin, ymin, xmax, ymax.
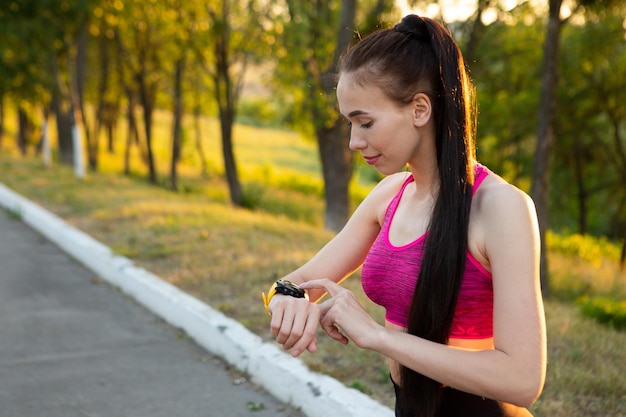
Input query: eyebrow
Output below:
<box><xmin>347</xmin><ymin>110</ymin><xmax>369</xmax><ymax>118</ymax></box>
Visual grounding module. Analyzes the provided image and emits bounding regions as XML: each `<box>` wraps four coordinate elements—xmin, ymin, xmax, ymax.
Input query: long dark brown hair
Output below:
<box><xmin>339</xmin><ymin>15</ymin><xmax>477</xmax><ymax>417</ymax></box>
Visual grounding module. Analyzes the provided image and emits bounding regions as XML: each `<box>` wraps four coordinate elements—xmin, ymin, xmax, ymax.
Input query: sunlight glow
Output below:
<box><xmin>399</xmin><ymin>0</ymin><xmax>475</xmax><ymax>22</ymax></box>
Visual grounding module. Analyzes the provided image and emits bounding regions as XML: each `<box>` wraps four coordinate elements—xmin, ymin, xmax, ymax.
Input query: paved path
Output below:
<box><xmin>0</xmin><ymin>211</ymin><xmax>304</xmax><ymax>417</ymax></box>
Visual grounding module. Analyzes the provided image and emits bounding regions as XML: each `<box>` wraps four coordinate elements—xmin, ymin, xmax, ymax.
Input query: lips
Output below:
<box><xmin>363</xmin><ymin>154</ymin><xmax>381</xmax><ymax>165</ymax></box>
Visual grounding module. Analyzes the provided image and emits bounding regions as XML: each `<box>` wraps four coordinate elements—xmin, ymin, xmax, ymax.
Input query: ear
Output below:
<box><xmin>411</xmin><ymin>93</ymin><xmax>432</xmax><ymax>128</ymax></box>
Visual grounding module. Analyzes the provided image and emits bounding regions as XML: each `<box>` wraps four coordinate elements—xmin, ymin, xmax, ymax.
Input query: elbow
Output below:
<box><xmin>515</xmin><ymin>385</ymin><xmax>543</xmax><ymax>408</ymax></box>
<box><xmin>508</xmin><ymin>373</ymin><xmax>545</xmax><ymax>408</ymax></box>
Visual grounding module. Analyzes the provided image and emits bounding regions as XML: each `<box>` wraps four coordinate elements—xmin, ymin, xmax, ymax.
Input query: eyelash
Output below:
<box><xmin>347</xmin><ymin>121</ymin><xmax>373</xmax><ymax>129</ymax></box>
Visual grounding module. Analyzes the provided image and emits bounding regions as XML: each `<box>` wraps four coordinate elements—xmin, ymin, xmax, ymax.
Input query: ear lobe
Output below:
<box><xmin>412</xmin><ymin>93</ymin><xmax>432</xmax><ymax>128</ymax></box>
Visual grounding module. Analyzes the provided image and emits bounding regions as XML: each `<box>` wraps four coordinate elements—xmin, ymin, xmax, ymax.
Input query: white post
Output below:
<box><xmin>72</xmin><ymin>124</ymin><xmax>84</xmax><ymax>179</ymax></box>
<box><xmin>42</xmin><ymin>114</ymin><xmax>51</xmax><ymax>167</ymax></box>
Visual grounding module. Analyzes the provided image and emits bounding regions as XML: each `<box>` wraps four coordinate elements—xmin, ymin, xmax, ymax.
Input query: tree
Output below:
<box><xmin>469</xmin><ymin>10</ymin><xmax>543</xmax><ymax>186</ymax></box>
<box><xmin>271</xmin><ymin>0</ymin><xmax>396</xmax><ymax>231</ymax></box>
<box><xmin>0</xmin><ymin>0</ymin><xmax>79</xmax><ymax>160</ymax></box>
<box><xmin>166</xmin><ymin>0</ymin><xmax>189</xmax><ymax>191</ymax></box>
<box><xmin>530</xmin><ymin>0</ymin><xmax>623</xmax><ymax>293</ymax></box>
<box><xmin>552</xmin><ymin>6</ymin><xmax>626</xmax><ymax>265</ymax></box>
<box><xmin>113</xmin><ymin>0</ymin><xmax>174</xmax><ymax>184</ymax></box>
<box><xmin>191</xmin><ymin>0</ymin><xmax>264</xmax><ymax>206</ymax></box>
<box><xmin>530</xmin><ymin>0</ymin><xmax>565</xmax><ymax>294</ymax></box>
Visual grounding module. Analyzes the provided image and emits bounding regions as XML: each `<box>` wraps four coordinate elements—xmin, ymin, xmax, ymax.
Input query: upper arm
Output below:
<box><xmin>283</xmin><ymin>175</ymin><xmax>403</xmax><ymax>301</ymax></box>
<box><xmin>481</xmin><ymin>185</ymin><xmax>546</xmax><ymax>383</ymax></box>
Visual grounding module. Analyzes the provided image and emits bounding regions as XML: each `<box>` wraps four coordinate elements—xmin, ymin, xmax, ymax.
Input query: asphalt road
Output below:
<box><xmin>0</xmin><ymin>211</ymin><xmax>304</xmax><ymax>417</ymax></box>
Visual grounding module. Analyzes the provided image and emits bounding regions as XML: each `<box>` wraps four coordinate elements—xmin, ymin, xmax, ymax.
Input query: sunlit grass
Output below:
<box><xmin>548</xmin><ymin>230</ymin><xmax>626</xmax><ymax>301</ymax></box>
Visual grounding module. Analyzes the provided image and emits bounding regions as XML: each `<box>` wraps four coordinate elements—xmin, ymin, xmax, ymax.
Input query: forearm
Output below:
<box><xmin>369</xmin><ymin>328</ymin><xmax>544</xmax><ymax>407</ymax></box>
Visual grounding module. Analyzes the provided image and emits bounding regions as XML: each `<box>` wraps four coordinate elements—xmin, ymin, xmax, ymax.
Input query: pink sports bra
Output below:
<box><xmin>361</xmin><ymin>164</ymin><xmax>493</xmax><ymax>339</ymax></box>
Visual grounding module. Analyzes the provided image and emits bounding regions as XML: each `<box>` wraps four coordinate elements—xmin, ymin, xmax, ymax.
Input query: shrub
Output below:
<box><xmin>578</xmin><ymin>296</ymin><xmax>626</xmax><ymax>331</ymax></box>
<box><xmin>547</xmin><ymin>231</ymin><xmax>621</xmax><ymax>266</ymax></box>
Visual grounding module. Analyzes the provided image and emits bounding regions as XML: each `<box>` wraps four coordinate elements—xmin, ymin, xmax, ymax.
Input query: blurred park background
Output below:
<box><xmin>0</xmin><ymin>0</ymin><xmax>625</xmax><ymax>416</ymax></box>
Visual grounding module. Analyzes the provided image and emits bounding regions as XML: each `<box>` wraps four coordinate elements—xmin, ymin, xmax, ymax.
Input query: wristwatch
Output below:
<box><xmin>262</xmin><ymin>279</ymin><xmax>307</xmax><ymax>313</ymax></box>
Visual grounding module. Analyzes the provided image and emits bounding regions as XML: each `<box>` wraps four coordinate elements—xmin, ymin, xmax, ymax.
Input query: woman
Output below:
<box><xmin>263</xmin><ymin>15</ymin><xmax>547</xmax><ymax>417</ymax></box>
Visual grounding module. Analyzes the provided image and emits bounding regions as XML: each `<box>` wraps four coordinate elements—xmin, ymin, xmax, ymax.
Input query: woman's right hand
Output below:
<box><xmin>269</xmin><ymin>294</ymin><xmax>320</xmax><ymax>357</ymax></box>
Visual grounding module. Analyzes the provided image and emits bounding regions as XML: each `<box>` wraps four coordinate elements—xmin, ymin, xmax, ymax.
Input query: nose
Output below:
<box><xmin>349</xmin><ymin>129</ymin><xmax>366</xmax><ymax>151</ymax></box>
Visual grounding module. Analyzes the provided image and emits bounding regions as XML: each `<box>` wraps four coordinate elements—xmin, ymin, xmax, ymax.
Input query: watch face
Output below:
<box><xmin>275</xmin><ymin>280</ymin><xmax>305</xmax><ymax>298</ymax></box>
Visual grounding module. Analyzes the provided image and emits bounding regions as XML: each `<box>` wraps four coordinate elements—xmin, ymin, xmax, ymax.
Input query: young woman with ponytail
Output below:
<box><xmin>263</xmin><ymin>15</ymin><xmax>546</xmax><ymax>417</ymax></box>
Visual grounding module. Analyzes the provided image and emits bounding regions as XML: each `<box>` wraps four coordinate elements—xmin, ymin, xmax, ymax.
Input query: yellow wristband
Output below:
<box><xmin>262</xmin><ymin>282</ymin><xmax>279</xmax><ymax>314</ymax></box>
<box><xmin>262</xmin><ymin>279</ymin><xmax>308</xmax><ymax>315</ymax></box>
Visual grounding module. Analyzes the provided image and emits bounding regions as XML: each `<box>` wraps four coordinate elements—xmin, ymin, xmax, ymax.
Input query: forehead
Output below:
<box><xmin>336</xmin><ymin>73</ymin><xmax>390</xmax><ymax>115</ymax></box>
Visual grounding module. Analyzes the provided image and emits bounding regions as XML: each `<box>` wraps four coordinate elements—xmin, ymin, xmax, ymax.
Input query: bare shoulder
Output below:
<box><xmin>473</xmin><ymin>173</ymin><xmax>537</xmax><ymax>226</ymax></box>
<box><xmin>471</xmin><ymin>172</ymin><xmax>540</xmax><ymax>270</ymax></box>
<box><xmin>359</xmin><ymin>172</ymin><xmax>412</xmax><ymax>224</ymax></box>
<box><xmin>372</xmin><ymin>172</ymin><xmax>411</xmax><ymax>194</ymax></box>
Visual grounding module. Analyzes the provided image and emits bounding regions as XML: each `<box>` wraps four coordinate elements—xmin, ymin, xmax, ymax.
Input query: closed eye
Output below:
<box><xmin>342</xmin><ymin>115</ymin><xmax>372</xmax><ymax>129</ymax></box>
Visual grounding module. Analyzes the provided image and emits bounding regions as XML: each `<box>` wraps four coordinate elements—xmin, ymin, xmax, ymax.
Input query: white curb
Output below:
<box><xmin>0</xmin><ymin>183</ymin><xmax>394</xmax><ymax>417</ymax></box>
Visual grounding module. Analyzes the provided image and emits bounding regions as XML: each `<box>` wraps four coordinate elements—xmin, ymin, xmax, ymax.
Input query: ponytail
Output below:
<box><xmin>397</xmin><ymin>16</ymin><xmax>475</xmax><ymax>417</ymax></box>
<box><xmin>340</xmin><ymin>15</ymin><xmax>477</xmax><ymax>417</ymax></box>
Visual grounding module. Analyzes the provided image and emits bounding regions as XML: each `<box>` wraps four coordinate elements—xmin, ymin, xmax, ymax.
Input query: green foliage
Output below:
<box><xmin>578</xmin><ymin>296</ymin><xmax>626</xmax><ymax>331</ymax></box>
<box><xmin>349</xmin><ymin>380</ymin><xmax>369</xmax><ymax>394</ymax></box>
<box><xmin>250</xmin><ymin>164</ymin><xmax>324</xmax><ymax>197</ymax></box>
<box><xmin>547</xmin><ymin>230</ymin><xmax>621</xmax><ymax>265</ymax></box>
<box><xmin>470</xmin><ymin>18</ymin><xmax>543</xmax><ymax>189</ymax></box>
<box><xmin>0</xmin><ymin>0</ymin><xmax>91</xmax><ymax>103</ymax></box>
<box><xmin>1</xmin><ymin>205</ymin><xmax>23</xmax><ymax>221</ymax></box>
<box><xmin>551</xmin><ymin>8</ymin><xmax>626</xmax><ymax>237</ymax></box>
<box><xmin>246</xmin><ymin>401</ymin><xmax>266</xmax><ymax>411</ymax></box>
<box><xmin>237</xmin><ymin>97</ymin><xmax>292</xmax><ymax>129</ymax></box>
<box><xmin>240</xmin><ymin>181</ymin><xmax>265</xmax><ymax>210</ymax></box>
<box><xmin>547</xmin><ymin>230</ymin><xmax>625</xmax><ymax>302</ymax></box>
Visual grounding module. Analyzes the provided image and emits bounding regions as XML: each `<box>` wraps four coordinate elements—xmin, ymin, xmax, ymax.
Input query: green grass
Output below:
<box><xmin>1</xmin><ymin>112</ymin><xmax>624</xmax><ymax>416</ymax></box>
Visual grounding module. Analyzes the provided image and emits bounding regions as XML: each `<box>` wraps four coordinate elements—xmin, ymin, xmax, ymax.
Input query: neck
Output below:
<box><xmin>407</xmin><ymin>157</ymin><xmax>439</xmax><ymax>200</ymax></box>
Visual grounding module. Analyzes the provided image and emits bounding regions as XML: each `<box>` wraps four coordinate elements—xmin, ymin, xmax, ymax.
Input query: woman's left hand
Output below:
<box><xmin>299</xmin><ymin>279</ymin><xmax>382</xmax><ymax>349</ymax></box>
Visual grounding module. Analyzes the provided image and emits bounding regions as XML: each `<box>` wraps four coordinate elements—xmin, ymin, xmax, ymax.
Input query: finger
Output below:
<box><xmin>299</xmin><ymin>278</ymin><xmax>344</xmax><ymax>298</ymax></box>
<box><xmin>306</xmin><ymin>337</ymin><xmax>317</xmax><ymax>353</ymax></box>
<box><xmin>289</xmin><ymin>307</ymin><xmax>320</xmax><ymax>357</ymax></box>
<box><xmin>269</xmin><ymin>302</ymin><xmax>286</xmax><ymax>338</ymax></box>
<box><xmin>272</xmin><ymin>306</ymin><xmax>294</xmax><ymax>346</ymax></box>
<box><xmin>281</xmin><ymin>301</ymin><xmax>309</xmax><ymax>350</ymax></box>
<box><xmin>323</xmin><ymin>321</ymin><xmax>349</xmax><ymax>345</ymax></box>
<box><xmin>319</xmin><ymin>309</ymin><xmax>349</xmax><ymax>345</ymax></box>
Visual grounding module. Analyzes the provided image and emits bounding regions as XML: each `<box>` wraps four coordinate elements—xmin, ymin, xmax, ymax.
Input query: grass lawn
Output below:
<box><xmin>0</xmin><ymin>115</ymin><xmax>624</xmax><ymax>416</ymax></box>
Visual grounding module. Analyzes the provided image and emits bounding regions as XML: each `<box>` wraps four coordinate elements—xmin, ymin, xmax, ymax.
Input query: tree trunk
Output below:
<box><xmin>213</xmin><ymin>2</ymin><xmax>243</xmax><ymax>206</ymax></box>
<box><xmin>619</xmin><ymin>227</ymin><xmax>626</xmax><ymax>271</ymax></box>
<box><xmin>572</xmin><ymin>138</ymin><xmax>587</xmax><ymax>234</ymax></box>
<box><xmin>193</xmin><ymin>103</ymin><xmax>209</xmax><ymax>177</ymax></box>
<box><xmin>0</xmin><ymin>92</ymin><xmax>4</xmax><ymax>148</ymax></box>
<box><xmin>464</xmin><ymin>0</ymin><xmax>491</xmax><ymax>66</ymax></box>
<box><xmin>51</xmin><ymin>93</ymin><xmax>74</xmax><ymax>165</ymax></box>
<box><xmin>72</xmin><ymin>23</ymin><xmax>95</xmax><ymax>172</ymax></box>
<box><xmin>17</xmin><ymin>107</ymin><xmax>30</xmax><ymax>156</ymax></box>
<box><xmin>315</xmin><ymin>0</ymin><xmax>357</xmax><ymax>232</ymax></box>
<box><xmin>169</xmin><ymin>55</ymin><xmax>185</xmax><ymax>191</ymax></box>
<box><xmin>124</xmin><ymin>102</ymin><xmax>133</xmax><ymax>176</ymax></box>
<box><xmin>137</xmin><ymin>71</ymin><xmax>157</xmax><ymax>184</ymax></box>
<box><xmin>530</xmin><ymin>0</ymin><xmax>563</xmax><ymax>295</ymax></box>
<box><xmin>94</xmin><ymin>31</ymin><xmax>112</xmax><ymax>161</ymax></box>
<box><xmin>104</xmin><ymin>103</ymin><xmax>117</xmax><ymax>154</ymax></box>
<box><xmin>51</xmin><ymin>56</ymin><xmax>75</xmax><ymax>166</ymax></box>
<box><xmin>316</xmin><ymin>120</ymin><xmax>353</xmax><ymax>231</ymax></box>
<box><xmin>123</xmin><ymin>90</ymin><xmax>142</xmax><ymax>176</ymax></box>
